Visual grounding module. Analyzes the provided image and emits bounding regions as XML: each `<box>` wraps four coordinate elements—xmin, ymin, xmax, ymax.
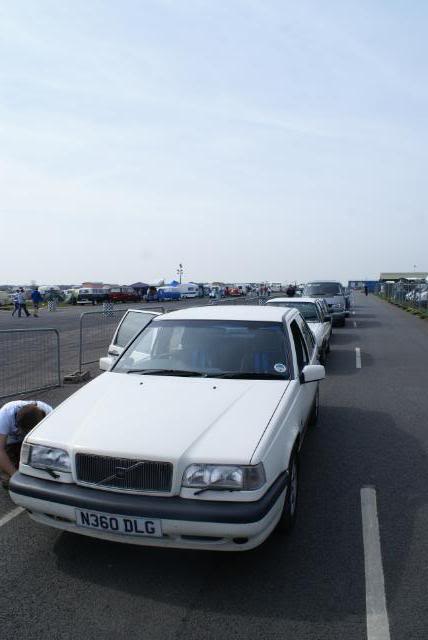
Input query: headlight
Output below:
<box><xmin>182</xmin><ymin>463</ymin><xmax>266</xmax><ymax>491</ymax></box>
<box><xmin>26</xmin><ymin>444</ymin><xmax>71</xmax><ymax>472</ymax></box>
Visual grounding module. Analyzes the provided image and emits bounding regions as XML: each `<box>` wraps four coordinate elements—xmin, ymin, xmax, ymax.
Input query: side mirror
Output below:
<box><xmin>99</xmin><ymin>356</ymin><xmax>114</xmax><ymax>371</ymax></box>
<box><xmin>324</xmin><ymin>315</ymin><xmax>331</xmax><ymax>322</ymax></box>
<box><xmin>301</xmin><ymin>364</ymin><xmax>325</xmax><ymax>384</ymax></box>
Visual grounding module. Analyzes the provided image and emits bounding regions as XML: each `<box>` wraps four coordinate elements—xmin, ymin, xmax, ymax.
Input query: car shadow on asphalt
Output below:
<box><xmin>353</xmin><ymin>320</ymin><xmax>383</xmax><ymax>329</ymax></box>
<box><xmin>353</xmin><ymin>313</ymin><xmax>376</xmax><ymax>319</ymax></box>
<box><xmin>325</xmin><ymin>349</ymin><xmax>374</xmax><ymax>374</ymax></box>
<box><xmin>330</xmin><ymin>332</ymin><xmax>359</xmax><ymax>345</ymax></box>
<box><xmin>53</xmin><ymin>406</ymin><xmax>424</xmax><ymax>633</ymax></box>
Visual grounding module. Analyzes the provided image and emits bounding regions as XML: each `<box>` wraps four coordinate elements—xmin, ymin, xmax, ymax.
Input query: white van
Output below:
<box><xmin>176</xmin><ymin>283</ymin><xmax>199</xmax><ymax>299</ymax></box>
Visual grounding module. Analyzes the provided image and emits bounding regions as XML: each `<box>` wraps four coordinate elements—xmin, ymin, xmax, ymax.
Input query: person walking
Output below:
<box><xmin>17</xmin><ymin>288</ymin><xmax>30</xmax><ymax>317</ymax></box>
<box><xmin>0</xmin><ymin>400</ymin><xmax>53</xmax><ymax>488</ymax></box>
<box><xmin>11</xmin><ymin>290</ymin><xmax>20</xmax><ymax>316</ymax></box>
<box><xmin>364</xmin><ymin>285</ymin><xmax>369</xmax><ymax>296</ymax></box>
<box><xmin>31</xmin><ymin>286</ymin><xmax>43</xmax><ymax>317</ymax></box>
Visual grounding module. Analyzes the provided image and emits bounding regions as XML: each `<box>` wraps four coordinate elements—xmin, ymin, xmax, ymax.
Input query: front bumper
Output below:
<box><xmin>9</xmin><ymin>472</ymin><xmax>287</xmax><ymax>551</ymax></box>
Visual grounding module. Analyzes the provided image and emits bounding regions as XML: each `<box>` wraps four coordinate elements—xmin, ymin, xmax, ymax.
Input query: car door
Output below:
<box><xmin>100</xmin><ymin>310</ymin><xmax>162</xmax><ymax>370</ymax></box>
<box><xmin>315</xmin><ymin>301</ymin><xmax>331</xmax><ymax>346</ymax></box>
<box><xmin>289</xmin><ymin>319</ymin><xmax>313</xmax><ymax>434</ymax></box>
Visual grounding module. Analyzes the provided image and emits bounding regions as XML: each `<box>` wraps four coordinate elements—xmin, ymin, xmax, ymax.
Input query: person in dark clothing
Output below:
<box><xmin>31</xmin><ymin>286</ymin><xmax>43</xmax><ymax>317</ymax></box>
<box><xmin>364</xmin><ymin>285</ymin><xmax>369</xmax><ymax>296</ymax></box>
<box><xmin>286</xmin><ymin>284</ymin><xmax>296</xmax><ymax>297</ymax></box>
<box><xmin>17</xmin><ymin>289</ymin><xmax>30</xmax><ymax>317</ymax></box>
<box><xmin>11</xmin><ymin>290</ymin><xmax>20</xmax><ymax>316</ymax></box>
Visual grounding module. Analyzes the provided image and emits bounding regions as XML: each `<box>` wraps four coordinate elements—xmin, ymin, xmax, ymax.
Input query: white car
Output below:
<box><xmin>266</xmin><ymin>297</ymin><xmax>332</xmax><ymax>364</ymax></box>
<box><xmin>10</xmin><ymin>305</ymin><xmax>325</xmax><ymax>552</ymax></box>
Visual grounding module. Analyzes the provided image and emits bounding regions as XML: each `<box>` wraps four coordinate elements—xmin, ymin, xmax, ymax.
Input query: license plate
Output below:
<box><xmin>75</xmin><ymin>509</ymin><xmax>162</xmax><ymax>537</ymax></box>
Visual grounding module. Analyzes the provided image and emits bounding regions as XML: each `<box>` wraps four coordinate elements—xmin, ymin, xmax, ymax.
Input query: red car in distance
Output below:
<box><xmin>108</xmin><ymin>287</ymin><xmax>140</xmax><ymax>303</ymax></box>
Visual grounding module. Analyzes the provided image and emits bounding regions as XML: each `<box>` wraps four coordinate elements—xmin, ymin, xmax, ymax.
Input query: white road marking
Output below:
<box><xmin>361</xmin><ymin>487</ymin><xmax>391</xmax><ymax>640</ymax></box>
<box><xmin>0</xmin><ymin>506</ymin><xmax>24</xmax><ymax>529</ymax></box>
<box><xmin>353</xmin><ymin>321</ymin><xmax>357</xmax><ymax>328</ymax></box>
<box><xmin>355</xmin><ymin>347</ymin><xmax>362</xmax><ymax>368</ymax></box>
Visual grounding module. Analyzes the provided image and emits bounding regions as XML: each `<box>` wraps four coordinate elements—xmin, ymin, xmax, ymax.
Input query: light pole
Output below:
<box><xmin>177</xmin><ymin>263</ymin><xmax>184</xmax><ymax>284</ymax></box>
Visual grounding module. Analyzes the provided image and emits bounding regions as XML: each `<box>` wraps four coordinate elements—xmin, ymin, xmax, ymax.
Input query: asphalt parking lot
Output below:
<box><xmin>1</xmin><ymin>293</ymin><xmax>427</xmax><ymax>640</ymax></box>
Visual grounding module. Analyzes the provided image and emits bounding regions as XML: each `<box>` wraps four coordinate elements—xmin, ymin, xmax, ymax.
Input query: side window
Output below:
<box><xmin>114</xmin><ymin>312</ymin><xmax>156</xmax><ymax>348</ymax></box>
<box><xmin>290</xmin><ymin>321</ymin><xmax>309</xmax><ymax>374</ymax></box>
<box><xmin>300</xmin><ymin>320</ymin><xmax>315</xmax><ymax>357</ymax></box>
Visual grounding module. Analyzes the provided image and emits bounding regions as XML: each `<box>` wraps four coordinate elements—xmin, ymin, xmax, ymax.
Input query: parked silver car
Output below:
<box><xmin>303</xmin><ymin>281</ymin><xmax>346</xmax><ymax>326</ymax></box>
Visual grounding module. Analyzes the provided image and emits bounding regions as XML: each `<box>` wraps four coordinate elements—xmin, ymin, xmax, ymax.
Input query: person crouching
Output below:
<box><xmin>0</xmin><ymin>400</ymin><xmax>52</xmax><ymax>488</ymax></box>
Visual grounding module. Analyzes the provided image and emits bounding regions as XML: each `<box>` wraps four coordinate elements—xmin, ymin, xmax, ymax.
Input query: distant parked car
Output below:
<box><xmin>77</xmin><ymin>288</ymin><xmax>109</xmax><ymax>305</ymax></box>
<box><xmin>303</xmin><ymin>281</ymin><xmax>346</xmax><ymax>327</ymax></box>
<box><xmin>108</xmin><ymin>287</ymin><xmax>139</xmax><ymax>304</ymax></box>
<box><xmin>209</xmin><ymin>286</ymin><xmax>224</xmax><ymax>298</ymax></box>
<box><xmin>266</xmin><ymin>297</ymin><xmax>332</xmax><ymax>364</ymax></box>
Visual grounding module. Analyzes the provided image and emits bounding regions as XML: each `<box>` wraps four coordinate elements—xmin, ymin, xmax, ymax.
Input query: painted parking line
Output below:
<box><xmin>355</xmin><ymin>347</ymin><xmax>362</xmax><ymax>368</ymax></box>
<box><xmin>0</xmin><ymin>506</ymin><xmax>24</xmax><ymax>529</ymax></box>
<box><xmin>361</xmin><ymin>487</ymin><xmax>391</xmax><ymax>640</ymax></box>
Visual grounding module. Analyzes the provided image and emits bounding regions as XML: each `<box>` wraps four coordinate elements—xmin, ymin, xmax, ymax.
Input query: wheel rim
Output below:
<box><xmin>289</xmin><ymin>460</ymin><xmax>298</xmax><ymax>515</ymax></box>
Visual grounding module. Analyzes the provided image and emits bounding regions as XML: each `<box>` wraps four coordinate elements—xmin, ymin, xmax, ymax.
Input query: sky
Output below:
<box><xmin>1</xmin><ymin>0</ymin><xmax>428</xmax><ymax>286</ymax></box>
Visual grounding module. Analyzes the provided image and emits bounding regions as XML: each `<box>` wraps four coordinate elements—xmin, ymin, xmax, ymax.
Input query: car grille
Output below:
<box><xmin>75</xmin><ymin>453</ymin><xmax>173</xmax><ymax>493</ymax></box>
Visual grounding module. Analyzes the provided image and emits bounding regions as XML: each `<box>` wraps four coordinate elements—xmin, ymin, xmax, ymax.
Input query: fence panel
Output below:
<box><xmin>79</xmin><ymin>306</ymin><xmax>165</xmax><ymax>370</ymax></box>
<box><xmin>380</xmin><ymin>282</ymin><xmax>428</xmax><ymax>312</ymax></box>
<box><xmin>0</xmin><ymin>328</ymin><xmax>61</xmax><ymax>400</ymax></box>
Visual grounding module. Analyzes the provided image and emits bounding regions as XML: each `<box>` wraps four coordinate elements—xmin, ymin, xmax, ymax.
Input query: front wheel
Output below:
<box><xmin>276</xmin><ymin>452</ymin><xmax>298</xmax><ymax>533</ymax></box>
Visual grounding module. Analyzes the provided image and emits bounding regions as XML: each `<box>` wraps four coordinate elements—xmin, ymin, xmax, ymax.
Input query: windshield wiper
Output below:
<box><xmin>126</xmin><ymin>368</ymin><xmax>207</xmax><ymax>377</ymax></box>
<box><xmin>208</xmin><ymin>371</ymin><xmax>286</xmax><ymax>380</ymax></box>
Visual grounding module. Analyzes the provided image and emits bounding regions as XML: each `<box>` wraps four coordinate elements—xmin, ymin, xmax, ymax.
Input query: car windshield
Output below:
<box><xmin>114</xmin><ymin>319</ymin><xmax>290</xmax><ymax>379</ymax></box>
<box><xmin>267</xmin><ymin>301</ymin><xmax>319</xmax><ymax>322</ymax></box>
<box><xmin>304</xmin><ymin>283</ymin><xmax>342</xmax><ymax>296</ymax></box>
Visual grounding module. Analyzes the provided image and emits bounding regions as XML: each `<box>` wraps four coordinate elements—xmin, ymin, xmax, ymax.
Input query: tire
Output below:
<box><xmin>276</xmin><ymin>451</ymin><xmax>299</xmax><ymax>533</ymax></box>
<box><xmin>309</xmin><ymin>387</ymin><xmax>319</xmax><ymax>427</ymax></box>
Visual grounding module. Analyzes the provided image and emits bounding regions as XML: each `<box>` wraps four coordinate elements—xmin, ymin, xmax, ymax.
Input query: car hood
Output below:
<box><xmin>30</xmin><ymin>372</ymin><xmax>289</xmax><ymax>465</ymax></box>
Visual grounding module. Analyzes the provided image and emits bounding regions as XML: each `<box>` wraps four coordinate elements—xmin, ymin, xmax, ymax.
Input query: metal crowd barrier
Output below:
<box><xmin>0</xmin><ymin>328</ymin><xmax>61</xmax><ymax>400</ymax></box>
<box><xmin>210</xmin><ymin>295</ymin><xmax>263</xmax><ymax>306</ymax></box>
<box><xmin>380</xmin><ymin>282</ymin><xmax>428</xmax><ymax>312</ymax></box>
<box><xmin>78</xmin><ymin>306</ymin><xmax>165</xmax><ymax>371</ymax></box>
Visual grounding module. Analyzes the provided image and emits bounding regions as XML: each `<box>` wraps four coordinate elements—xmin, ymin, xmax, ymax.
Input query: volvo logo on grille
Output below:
<box><xmin>115</xmin><ymin>466</ymin><xmax>129</xmax><ymax>480</ymax></box>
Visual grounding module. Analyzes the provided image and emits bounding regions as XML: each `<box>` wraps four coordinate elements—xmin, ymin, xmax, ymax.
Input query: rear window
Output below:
<box><xmin>267</xmin><ymin>301</ymin><xmax>320</xmax><ymax>321</ymax></box>
<box><xmin>304</xmin><ymin>283</ymin><xmax>342</xmax><ymax>296</ymax></box>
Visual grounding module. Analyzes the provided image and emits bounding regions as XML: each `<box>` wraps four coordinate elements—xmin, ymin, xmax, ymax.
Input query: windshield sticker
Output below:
<box><xmin>274</xmin><ymin>363</ymin><xmax>287</xmax><ymax>374</ymax></box>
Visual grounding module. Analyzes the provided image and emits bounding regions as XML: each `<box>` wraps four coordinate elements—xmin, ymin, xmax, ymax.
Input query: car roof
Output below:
<box><xmin>266</xmin><ymin>297</ymin><xmax>320</xmax><ymax>305</ymax></box>
<box><xmin>154</xmin><ymin>304</ymin><xmax>295</xmax><ymax>322</ymax></box>
<box><xmin>305</xmin><ymin>280</ymin><xmax>342</xmax><ymax>285</ymax></box>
